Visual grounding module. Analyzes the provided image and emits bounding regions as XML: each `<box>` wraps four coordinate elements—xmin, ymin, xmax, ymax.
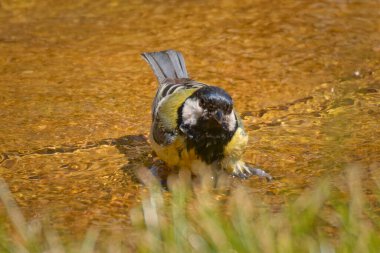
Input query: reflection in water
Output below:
<box><xmin>0</xmin><ymin>0</ymin><xmax>379</xmax><ymax>235</ymax></box>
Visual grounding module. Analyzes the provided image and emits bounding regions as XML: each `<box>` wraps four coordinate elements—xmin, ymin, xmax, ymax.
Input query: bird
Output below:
<box><xmin>141</xmin><ymin>49</ymin><xmax>272</xmax><ymax>180</ymax></box>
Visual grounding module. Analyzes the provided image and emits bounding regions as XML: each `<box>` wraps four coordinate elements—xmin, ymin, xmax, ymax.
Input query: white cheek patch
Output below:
<box><xmin>226</xmin><ymin>111</ymin><xmax>237</xmax><ymax>131</ymax></box>
<box><xmin>182</xmin><ymin>98</ymin><xmax>203</xmax><ymax>126</ymax></box>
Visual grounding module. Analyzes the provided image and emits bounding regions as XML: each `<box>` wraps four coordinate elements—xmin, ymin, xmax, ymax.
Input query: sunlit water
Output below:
<box><xmin>0</xmin><ymin>0</ymin><xmax>379</xmax><ymax>235</ymax></box>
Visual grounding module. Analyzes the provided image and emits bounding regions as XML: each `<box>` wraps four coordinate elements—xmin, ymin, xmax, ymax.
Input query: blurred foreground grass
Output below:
<box><xmin>0</xmin><ymin>164</ymin><xmax>379</xmax><ymax>253</ymax></box>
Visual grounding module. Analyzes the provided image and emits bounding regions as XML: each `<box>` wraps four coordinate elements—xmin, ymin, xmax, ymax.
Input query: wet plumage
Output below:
<box><xmin>141</xmin><ymin>50</ymin><xmax>272</xmax><ymax>180</ymax></box>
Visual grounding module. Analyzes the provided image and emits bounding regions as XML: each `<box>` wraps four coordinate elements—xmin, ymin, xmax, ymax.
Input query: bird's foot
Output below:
<box><xmin>232</xmin><ymin>162</ymin><xmax>273</xmax><ymax>181</ymax></box>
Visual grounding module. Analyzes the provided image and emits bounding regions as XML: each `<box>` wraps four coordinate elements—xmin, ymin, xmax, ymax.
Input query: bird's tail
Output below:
<box><xmin>141</xmin><ymin>50</ymin><xmax>189</xmax><ymax>84</ymax></box>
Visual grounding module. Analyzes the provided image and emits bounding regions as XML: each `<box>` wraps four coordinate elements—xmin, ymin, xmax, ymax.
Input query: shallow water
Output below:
<box><xmin>0</xmin><ymin>0</ymin><xmax>379</xmax><ymax>235</ymax></box>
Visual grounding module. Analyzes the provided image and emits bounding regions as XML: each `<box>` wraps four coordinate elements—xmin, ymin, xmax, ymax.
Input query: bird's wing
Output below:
<box><xmin>151</xmin><ymin>86</ymin><xmax>201</xmax><ymax>146</ymax></box>
<box><xmin>142</xmin><ymin>50</ymin><xmax>207</xmax><ymax>146</ymax></box>
<box><xmin>152</xmin><ymin>79</ymin><xmax>206</xmax><ymax>119</ymax></box>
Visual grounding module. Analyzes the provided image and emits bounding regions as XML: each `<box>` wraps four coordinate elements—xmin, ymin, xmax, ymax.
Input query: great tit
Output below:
<box><xmin>141</xmin><ymin>50</ymin><xmax>272</xmax><ymax>180</ymax></box>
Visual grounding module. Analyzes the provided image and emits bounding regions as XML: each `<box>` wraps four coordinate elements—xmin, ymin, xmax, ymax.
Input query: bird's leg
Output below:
<box><xmin>232</xmin><ymin>161</ymin><xmax>273</xmax><ymax>181</ymax></box>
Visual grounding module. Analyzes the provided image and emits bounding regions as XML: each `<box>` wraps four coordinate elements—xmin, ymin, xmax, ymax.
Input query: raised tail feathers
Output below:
<box><xmin>141</xmin><ymin>50</ymin><xmax>189</xmax><ymax>84</ymax></box>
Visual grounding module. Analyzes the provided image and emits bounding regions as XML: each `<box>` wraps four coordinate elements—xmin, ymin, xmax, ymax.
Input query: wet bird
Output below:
<box><xmin>141</xmin><ymin>49</ymin><xmax>272</xmax><ymax>180</ymax></box>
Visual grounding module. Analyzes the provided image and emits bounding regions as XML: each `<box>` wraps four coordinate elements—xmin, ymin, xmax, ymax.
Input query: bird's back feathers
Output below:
<box><xmin>151</xmin><ymin>88</ymin><xmax>199</xmax><ymax>146</ymax></box>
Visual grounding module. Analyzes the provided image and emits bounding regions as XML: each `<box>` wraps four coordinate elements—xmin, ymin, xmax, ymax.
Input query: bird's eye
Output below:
<box><xmin>199</xmin><ymin>99</ymin><xmax>206</xmax><ymax>107</ymax></box>
<box><xmin>226</xmin><ymin>104</ymin><xmax>233</xmax><ymax>113</ymax></box>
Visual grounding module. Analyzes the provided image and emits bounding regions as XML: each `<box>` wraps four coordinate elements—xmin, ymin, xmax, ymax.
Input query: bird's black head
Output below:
<box><xmin>195</xmin><ymin>86</ymin><xmax>234</xmax><ymax>117</ymax></box>
<box><xmin>177</xmin><ymin>86</ymin><xmax>238</xmax><ymax>164</ymax></box>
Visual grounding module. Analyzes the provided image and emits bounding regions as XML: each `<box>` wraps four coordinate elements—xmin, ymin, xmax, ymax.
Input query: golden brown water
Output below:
<box><xmin>1</xmin><ymin>0</ymin><xmax>380</xmax><ymax>235</ymax></box>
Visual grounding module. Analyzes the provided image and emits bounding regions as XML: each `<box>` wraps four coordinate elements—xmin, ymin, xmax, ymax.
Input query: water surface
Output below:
<box><xmin>0</xmin><ymin>0</ymin><xmax>379</xmax><ymax>235</ymax></box>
